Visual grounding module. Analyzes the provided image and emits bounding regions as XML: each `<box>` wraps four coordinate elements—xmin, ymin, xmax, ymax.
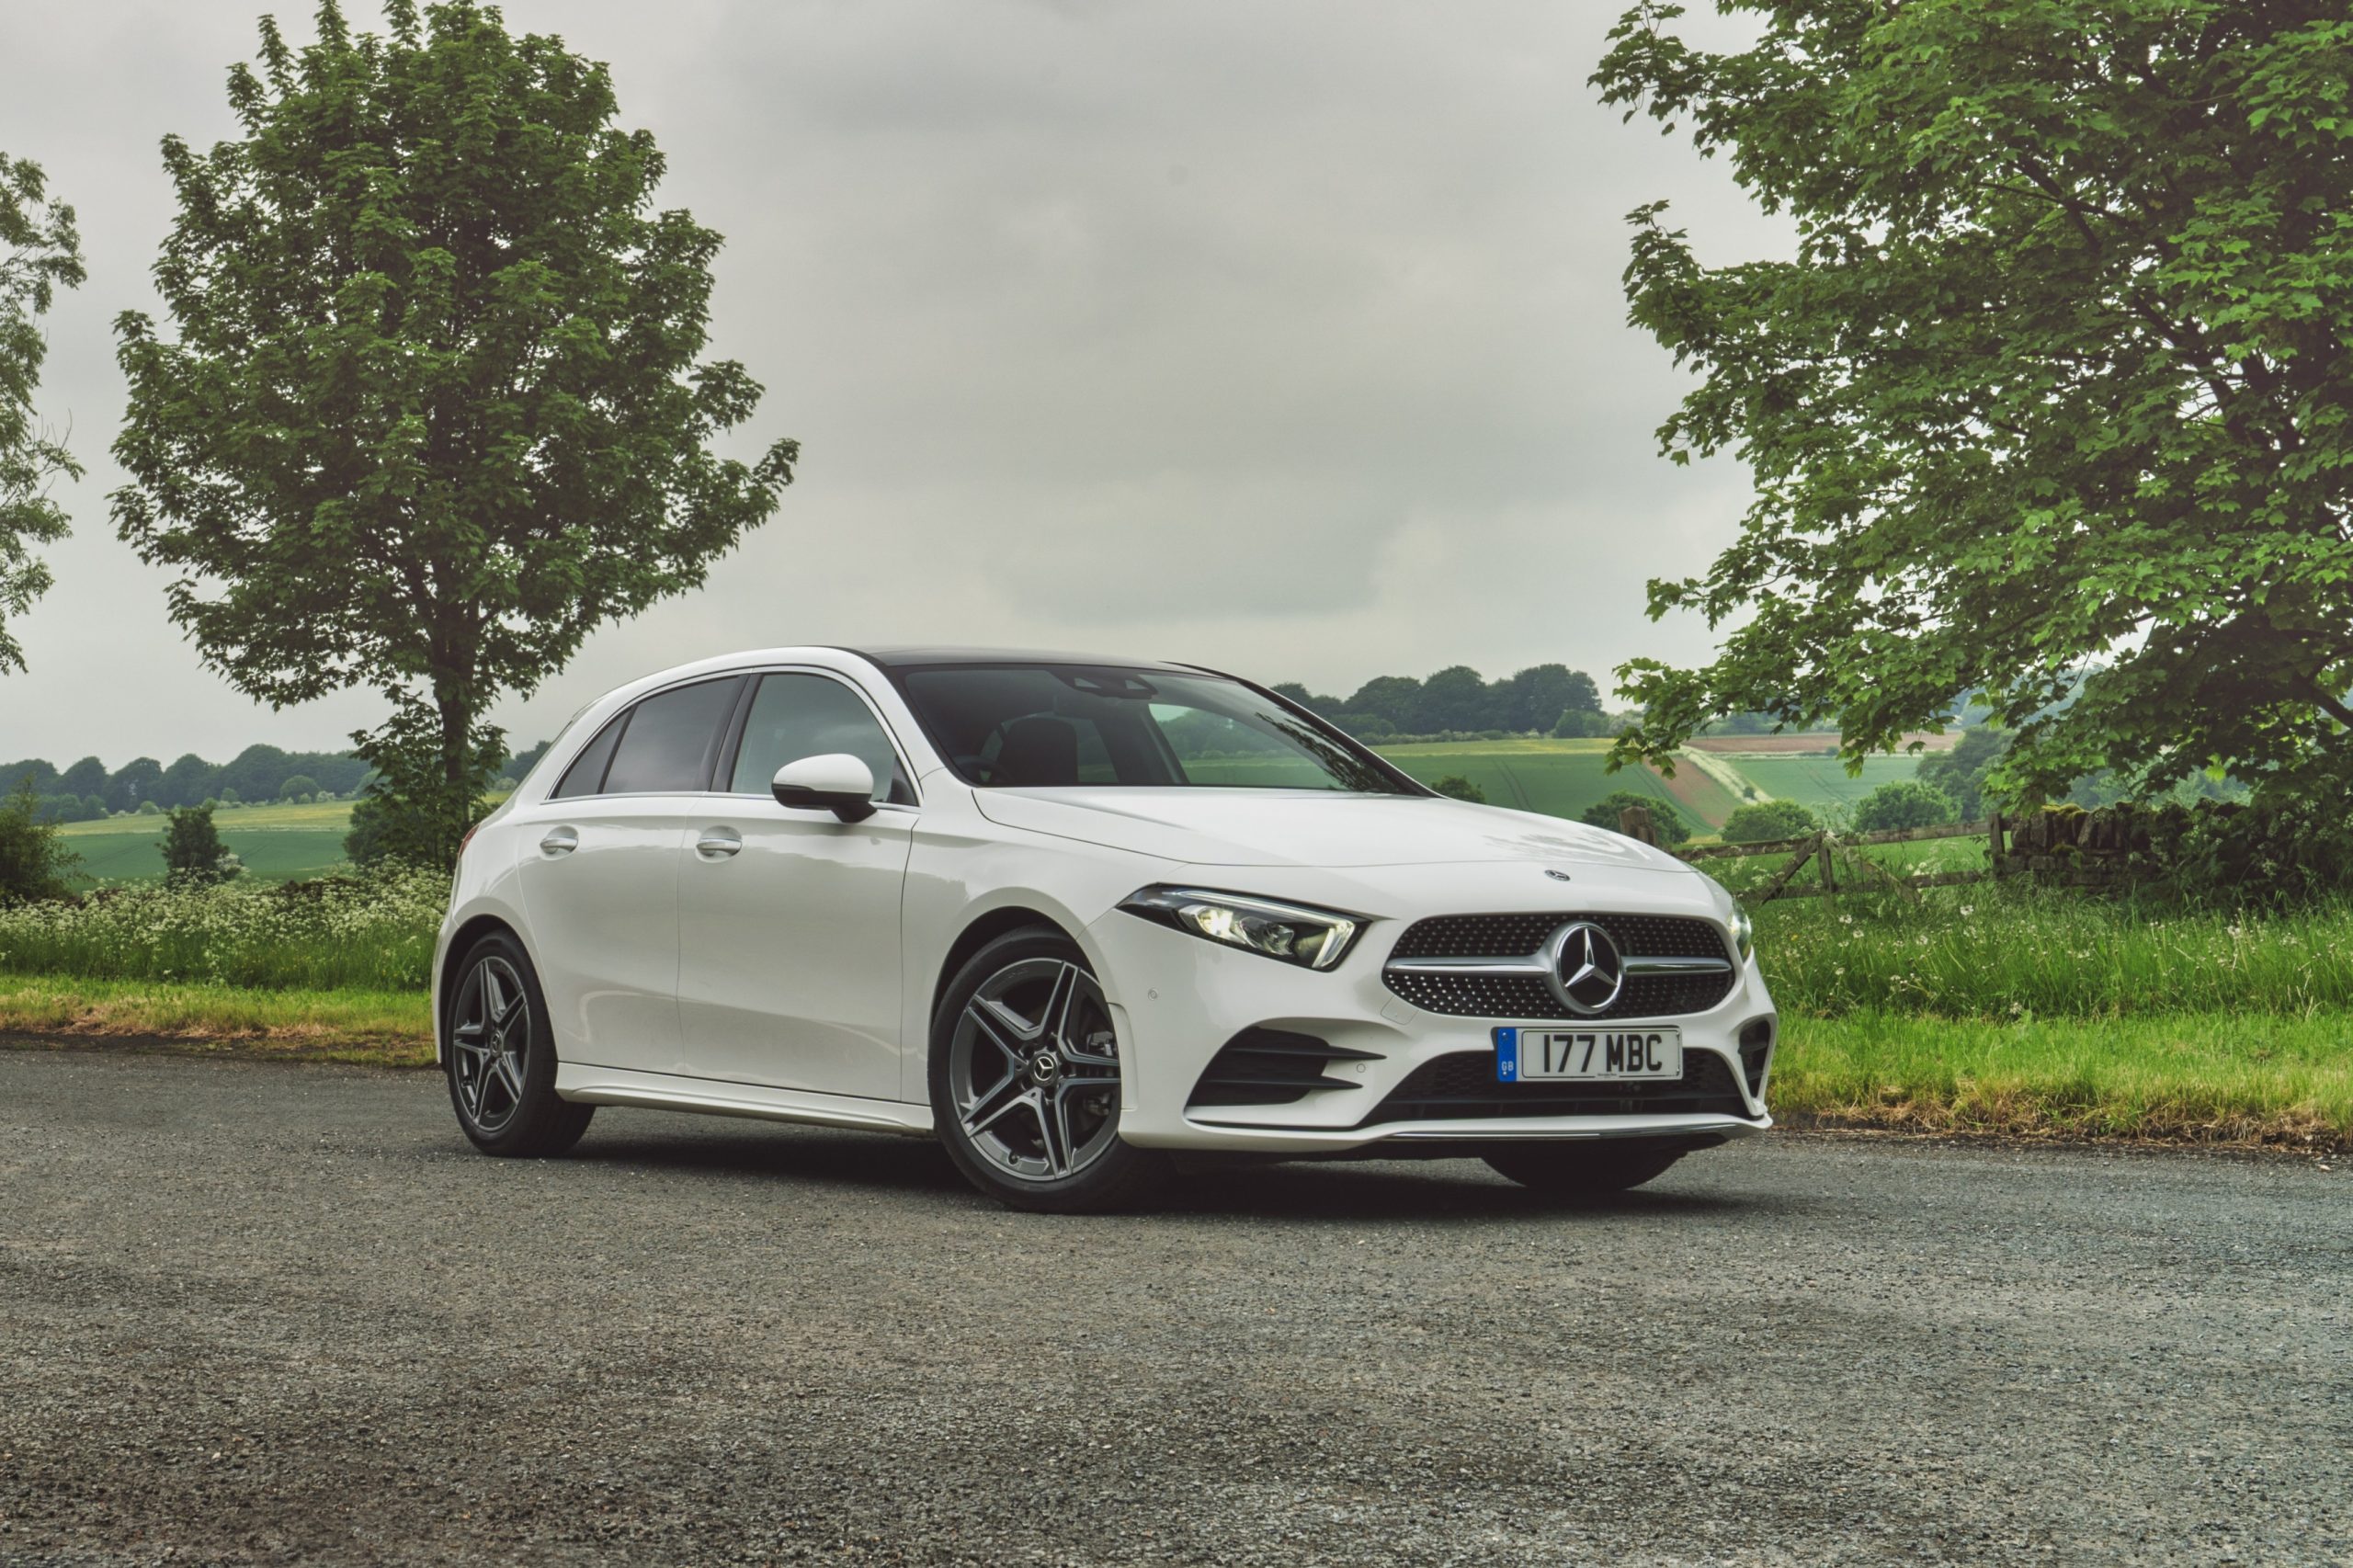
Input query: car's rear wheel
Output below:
<box><xmin>930</xmin><ymin>929</ymin><xmax>1167</xmax><ymax>1213</ymax></box>
<box><xmin>1482</xmin><ymin>1142</ymin><xmax>1685</xmax><ymax>1196</ymax></box>
<box><xmin>445</xmin><ymin>932</ymin><xmax>595</xmax><ymax>1157</ymax></box>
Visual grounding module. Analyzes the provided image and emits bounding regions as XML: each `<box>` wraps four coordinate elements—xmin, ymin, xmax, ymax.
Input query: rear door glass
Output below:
<box><xmin>600</xmin><ymin>678</ymin><xmax>742</xmax><ymax>795</ymax></box>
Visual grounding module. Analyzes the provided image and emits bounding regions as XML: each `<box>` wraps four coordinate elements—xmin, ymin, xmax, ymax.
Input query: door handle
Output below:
<box><xmin>696</xmin><ymin>827</ymin><xmax>743</xmax><ymax>859</ymax></box>
<box><xmin>540</xmin><ymin>826</ymin><xmax>580</xmax><ymax>857</ymax></box>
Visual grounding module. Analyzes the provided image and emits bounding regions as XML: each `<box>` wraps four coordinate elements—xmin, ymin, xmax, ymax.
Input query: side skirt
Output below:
<box><xmin>555</xmin><ymin>1063</ymin><xmax>937</xmax><ymax>1139</ymax></box>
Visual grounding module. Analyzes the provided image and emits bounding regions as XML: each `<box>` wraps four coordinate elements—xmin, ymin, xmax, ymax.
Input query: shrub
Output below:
<box><xmin>1852</xmin><ymin>780</ymin><xmax>1959</xmax><ymax>834</ymax></box>
<box><xmin>1722</xmin><ymin>799</ymin><xmax>1819</xmax><ymax>843</ymax></box>
<box><xmin>1581</xmin><ymin>790</ymin><xmax>1691</xmax><ymax>847</ymax></box>
<box><xmin>161</xmin><ymin>804</ymin><xmax>241</xmax><ymax>886</ymax></box>
<box><xmin>136</xmin><ymin>801</ymin><xmax>161</xmax><ymax>814</ymax></box>
<box><xmin>1552</xmin><ymin>707</ymin><xmax>1613</xmax><ymax>738</ymax></box>
<box><xmin>0</xmin><ymin>864</ymin><xmax>445</xmax><ymax>990</ymax></box>
<box><xmin>278</xmin><ymin>774</ymin><xmax>319</xmax><ymax>800</ymax></box>
<box><xmin>1432</xmin><ymin>775</ymin><xmax>1487</xmax><ymax>803</ymax></box>
<box><xmin>217</xmin><ymin>787</ymin><xmax>240</xmax><ymax>805</ymax></box>
<box><xmin>0</xmin><ymin>780</ymin><xmax>80</xmax><ymax>904</ymax></box>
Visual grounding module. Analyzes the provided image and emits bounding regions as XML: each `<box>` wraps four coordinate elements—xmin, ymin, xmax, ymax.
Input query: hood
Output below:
<box><xmin>969</xmin><ymin>788</ymin><xmax>1691</xmax><ymax>872</ymax></box>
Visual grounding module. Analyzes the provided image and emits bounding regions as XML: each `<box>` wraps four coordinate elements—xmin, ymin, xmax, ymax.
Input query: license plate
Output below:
<box><xmin>1494</xmin><ymin>1026</ymin><xmax>1682</xmax><ymax>1082</ymax></box>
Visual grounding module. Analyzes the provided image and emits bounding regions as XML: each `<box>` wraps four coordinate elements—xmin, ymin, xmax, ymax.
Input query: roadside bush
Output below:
<box><xmin>1432</xmin><ymin>775</ymin><xmax>1487</xmax><ymax>803</ymax></box>
<box><xmin>1581</xmin><ymin>790</ymin><xmax>1691</xmax><ymax>847</ymax></box>
<box><xmin>1852</xmin><ymin>779</ymin><xmax>1958</xmax><ymax>833</ymax></box>
<box><xmin>0</xmin><ymin>864</ymin><xmax>445</xmax><ymax>990</ymax></box>
<box><xmin>1721</xmin><ymin>799</ymin><xmax>1818</xmax><ymax>844</ymax></box>
<box><xmin>0</xmin><ymin>780</ymin><xmax>81</xmax><ymax>904</ymax></box>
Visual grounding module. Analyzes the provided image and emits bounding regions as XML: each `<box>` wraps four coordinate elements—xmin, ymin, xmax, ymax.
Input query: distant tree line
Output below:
<box><xmin>1272</xmin><ymin>664</ymin><xmax>1615</xmax><ymax>741</ymax></box>
<box><xmin>2</xmin><ymin>735</ymin><xmax>551</xmax><ymax>824</ymax></box>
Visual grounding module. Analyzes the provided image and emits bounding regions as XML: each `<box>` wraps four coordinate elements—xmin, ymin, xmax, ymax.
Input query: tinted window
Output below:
<box><xmin>600</xmin><ymin>678</ymin><xmax>741</xmax><ymax>795</ymax></box>
<box><xmin>551</xmin><ymin>714</ymin><xmax>625</xmax><ymax>799</ymax></box>
<box><xmin>898</xmin><ymin>665</ymin><xmax>1410</xmax><ymax>793</ymax></box>
<box><xmin>730</xmin><ymin>674</ymin><xmax>911</xmax><ymax>803</ymax></box>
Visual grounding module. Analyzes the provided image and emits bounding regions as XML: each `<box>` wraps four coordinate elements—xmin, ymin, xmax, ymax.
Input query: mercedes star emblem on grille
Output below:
<box><xmin>1543</xmin><ymin>920</ymin><xmax>1626</xmax><ymax>1016</ymax></box>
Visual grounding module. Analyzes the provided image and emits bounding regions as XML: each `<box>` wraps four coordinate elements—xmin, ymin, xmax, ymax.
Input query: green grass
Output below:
<box><xmin>0</xmin><ymin>974</ymin><xmax>431</xmax><ymax>1065</ymax></box>
<box><xmin>56</xmin><ymin>798</ymin><xmax>358</xmax><ymax>886</ymax></box>
<box><xmin>1775</xmin><ymin>1009</ymin><xmax>2352</xmax><ymax>1147</ymax></box>
<box><xmin>1372</xmin><ymin>738</ymin><xmax>1687</xmax><ymax>824</ymax></box>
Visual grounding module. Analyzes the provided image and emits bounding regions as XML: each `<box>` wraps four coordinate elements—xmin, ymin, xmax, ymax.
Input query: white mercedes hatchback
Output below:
<box><xmin>436</xmin><ymin>648</ymin><xmax>1776</xmax><ymax>1211</ymax></box>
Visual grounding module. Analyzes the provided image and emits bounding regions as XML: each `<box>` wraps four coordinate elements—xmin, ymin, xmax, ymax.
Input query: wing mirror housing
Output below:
<box><xmin>771</xmin><ymin>755</ymin><xmax>877</xmax><ymax>823</ymax></box>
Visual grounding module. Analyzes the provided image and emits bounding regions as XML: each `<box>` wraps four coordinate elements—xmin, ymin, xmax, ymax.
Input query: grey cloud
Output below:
<box><xmin>0</xmin><ymin>0</ymin><xmax>1775</xmax><ymax>763</ymax></box>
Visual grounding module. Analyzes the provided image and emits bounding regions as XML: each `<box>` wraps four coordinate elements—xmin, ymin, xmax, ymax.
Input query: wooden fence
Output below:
<box><xmin>1613</xmin><ymin>804</ymin><xmax>2009</xmax><ymax>905</ymax></box>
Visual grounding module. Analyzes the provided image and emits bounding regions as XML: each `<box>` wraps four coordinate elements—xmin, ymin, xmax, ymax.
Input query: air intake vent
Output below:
<box><xmin>1738</xmin><ymin>1017</ymin><xmax>1774</xmax><ymax>1098</ymax></box>
<box><xmin>1359</xmin><ymin>1048</ymin><xmax>1749</xmax><ymax>1127</ymax></box>
<box><xmin>1188</xmin><ymin>1028</ymin><xmax>1379</xmax><ymax>1108</ymax></box>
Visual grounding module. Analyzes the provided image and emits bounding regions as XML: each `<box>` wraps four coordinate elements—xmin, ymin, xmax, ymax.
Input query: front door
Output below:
<box><xmin>675</xmin><ymin>671</ymin><xmax>916</xmax><ymax>1099</ymax></box>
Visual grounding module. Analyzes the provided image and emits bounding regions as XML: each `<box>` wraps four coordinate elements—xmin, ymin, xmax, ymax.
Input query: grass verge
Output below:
<box><xmin>0</xmin><ymin>975</ymin><xmax>431</xmax><ymax>1067</ymax></box>
<box><xmin>1774</xmin><ymin>1008</ymin><xmax>2352</xmax><ymax>1153</ymax></box>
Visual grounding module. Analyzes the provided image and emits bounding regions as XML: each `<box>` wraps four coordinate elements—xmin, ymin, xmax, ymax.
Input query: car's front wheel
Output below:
<box><xmin>1482</xmin><ymin>1142</ymin><xmax>1685</xmax><ymax>1196</ymax></box>
<box><xmin>445</xmin><ymin>932</ymin><xmax>595</xmax><ymax>1158</ymax></box>
<box><xmin>929</xmin><ymin>929</ymin><xmax>1167</xmax><ymax>1213</ymax></box>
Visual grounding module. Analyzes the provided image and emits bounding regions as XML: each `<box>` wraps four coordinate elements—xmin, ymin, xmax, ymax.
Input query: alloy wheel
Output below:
<box><xmin>948</xmin><ymin>958</ymin><xmax>1122</xmax><ymax>1184</ymax></box>
<box><xmin>449</xmin><ymin>953</ymin><xmax>531</xmax><ymax>1135</ymax></box>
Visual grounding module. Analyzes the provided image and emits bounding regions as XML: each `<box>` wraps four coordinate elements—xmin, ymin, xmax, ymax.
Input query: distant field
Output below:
<box><xmin>1371</xmin><ymin>739</ymin><xmax>1696</xmax><ymax>825</ymax></box>
<box><xmin>1688</xmin><ymin>730</ymin><xmax>1961</xmax><ymax>756</ymax></box>
<box><xmin>56</xmin><ymin>799</ymin><xmax>356</xmax><ymax>886</ymax></box>
<box><xmin>1728</xmin><ymin>753</ymin><xmax>1925</xmax><ymax>814</ymax></box>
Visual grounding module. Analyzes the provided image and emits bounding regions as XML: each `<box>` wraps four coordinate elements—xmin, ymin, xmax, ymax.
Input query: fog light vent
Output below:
<box><xmin>1737</xmin><ymin>1018</ymin><xmax>1775</xmax><ymax>1098</ymax></box>
<box><xmin>1187</xmin><ymin>1028</ymin><xmax>1379</xmax><ymax>1108</ymax></box>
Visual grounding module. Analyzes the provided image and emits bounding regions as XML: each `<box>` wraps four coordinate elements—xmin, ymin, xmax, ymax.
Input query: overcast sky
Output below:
<box><xmin>1</xmin><ymin>0</ymin><xmax>1776</xmax><ymax>767</ymax></box>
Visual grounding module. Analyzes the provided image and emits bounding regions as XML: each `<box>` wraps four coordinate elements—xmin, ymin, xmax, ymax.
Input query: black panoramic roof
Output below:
<box><xmin>839</xmin><ymin>645</ymin><xmax>1202</xmax><ymax>675</ymax></box>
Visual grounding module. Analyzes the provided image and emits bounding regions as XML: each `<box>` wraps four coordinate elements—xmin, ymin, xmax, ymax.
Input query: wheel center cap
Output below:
<box><xmin>1029</xmin><ymin>1051</ymin><xmax>1062</xmax><ymax>1085</ymax></box>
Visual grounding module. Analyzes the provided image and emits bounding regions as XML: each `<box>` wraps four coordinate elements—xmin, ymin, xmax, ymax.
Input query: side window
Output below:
<box><xmin>551</xmin><ymin>713</ymin><xmax>626</xmax><ymax>800</ymax></box>
<box><xmin>729</xmin><ymin>674</ymin><xmax>912</xmax><ymax>803</ymax></box>
<box><xmin>599</xmin><ymin>677</ymin><xmax>742</xmax><ymax>795</ymax></box>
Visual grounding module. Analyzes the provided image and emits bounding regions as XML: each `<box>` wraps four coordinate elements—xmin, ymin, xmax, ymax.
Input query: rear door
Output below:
<box><xmin>512</xmin><ymin>675</ymin><xmax>745</xmax><ymax>1075</ymax></box>
<box><xmin>674</xmin><ymin>670</ymin><xmax>916</xmax><ymax>1099</ymax></box>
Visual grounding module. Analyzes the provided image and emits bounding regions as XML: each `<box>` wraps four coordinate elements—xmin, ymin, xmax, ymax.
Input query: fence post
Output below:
<box><xmin>1818</xmin><ymin>832</ymin><xmax>1837</xmax><ymax>899</ymax></box>
<box><xmin>1618</xmin><ymin>803</ymin><xmax>1658</xmax><ymax>846</ymax></box>
<box><xmin>1989</xmin><ymin>810</ymin><xmax>2006</xmax><ymax>879</ymax></box>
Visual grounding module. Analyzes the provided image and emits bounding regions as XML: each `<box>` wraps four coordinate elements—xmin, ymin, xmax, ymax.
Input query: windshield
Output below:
<box><xmin>897</xmin><ymin>665</ymin><xmax>1417</xmax><ymax>793</ymax></box>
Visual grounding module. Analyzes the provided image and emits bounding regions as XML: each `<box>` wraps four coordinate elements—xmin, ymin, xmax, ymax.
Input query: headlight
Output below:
<box><xmin>1727</xmin><ymin>900</ymin><xmax>1755</xmax><ymax>962</ymax></box>
<box><xmin>1118</xmin><ymin>886</ymin><xmax>1364</xmax><ymax>970</ymax></box>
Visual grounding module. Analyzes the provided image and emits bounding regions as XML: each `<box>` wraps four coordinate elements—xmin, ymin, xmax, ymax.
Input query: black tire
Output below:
<box><xmin>928</xmin><ymin>927</ymin><xmax>1168</xmax><ymax>1214</ymax></box>
<box><xmin>443</xmin><ymin>931</ymin><xmax>595</xmax><ymax>1158</ymax></box>
<box><xmin>1482</xmin><ymin>1142</ymin><xmax>1685</xmax><ymax>1196</ymax></box>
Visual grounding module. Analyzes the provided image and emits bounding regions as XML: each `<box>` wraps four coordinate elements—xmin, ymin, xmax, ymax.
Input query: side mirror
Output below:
<box><xmin>771</xmin><ymin>754</ymin><xmax>878</xmax><ymax>823</ymax></box>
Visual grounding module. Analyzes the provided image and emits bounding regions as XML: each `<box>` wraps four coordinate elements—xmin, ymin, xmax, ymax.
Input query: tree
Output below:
<box><xmin>1581</xmin><ymin>789</ymin><xmax>1691</xmax><ymax>847</ymax></box>
<box><xmin>1414</xmin><ymin>665</ymin><xmax>1495</xmax><ymax>733</ymax></box>
<box><xmin>217</xmin><ymin>786</ymin><xmax>241</xmax><ymax>806</ymax></box>
<box><xmin>1268</xmin><ymin>682</ymin><xmax>1342</xmax><ymax>718</ymax></box>
<box><xmin>157</xmin><ymin>753</ymin><xmax>215</xmax><ymax>809</ymax></box>
<box><xmin>0</xmin><ymin>778</ymin><xmax>77</xmax><ymax>902</ymax></box>
<box><xmin>106</xmin><ymin>756</ymin><xmax>164</xmax><ymax>814</ymax></box>
<box><xmin>1597</xmin><ymin>3</ymin><xmax>2353</xmax><ymax>805</ymax></box>
<box><xmin>1499</xmin><ymin>665</ymin><xmax>1601</xmax><ymax>733</ymax></box>
<box><xmin>58</xmin><ymin>756</ymin><xmax>106</xmax><ymax>799</ymax></box>
<box><xmin>1917</xmin><ymin>728</ymin><xmax>2013</xmax><ymax>824</ymax></box>
<box><xmin>0</xmin><ymin>154</ymin><xmax>85</xmax><ymax>674</ymax></box>
<box><xmin>1343</xmin><ymin>676</ymin><xmax>1424</xmax><ymax>732</ymax></box>
<box><xmin>1721</xmin><ymin>799</ymin><xmax>1818</xmax><ymax>844</ymax></box>
<box><xmin>113</xmin><ymin>2</ymin><xmax>796</xmax><ymax>868</ymax></box>
<box><xmin>1552</xmin><ymin>707</ymin><xmax>1615</xmax><ymax>739</ymax></box>
<box><xmin>160</xmin><ymin>803</ymin><xmax>239</xmax><ymax>885</ymax></box>
<box><xmin>278</xmin><ymin>773</ymin><xmax>320</xmax><ymax>801</ymax></box>
<box><xmin>1431</xmin><ymin>774</ymin><xmax>1487</xmax><ymax>803</ymax></box>
<box><xmin>1851</xmin><ymin>780</ymin><xmax>1959</xmax><ymax>835</ymax></box>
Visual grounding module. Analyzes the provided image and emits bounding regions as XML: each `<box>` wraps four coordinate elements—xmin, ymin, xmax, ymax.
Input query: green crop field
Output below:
<box><xmin>1720</xmin><ymin>753</ymin><xmax>1926</xmax><ymax>814</ymax></box>
<box><xmin>1371</xmin><ymin>739</ymin><xmax>1688</xmax><ymax>825</ymax></box>
<box><xmin>55</xmin><ymin>799</ymin><xmax>357</xmax><ymax>886</ymax></box>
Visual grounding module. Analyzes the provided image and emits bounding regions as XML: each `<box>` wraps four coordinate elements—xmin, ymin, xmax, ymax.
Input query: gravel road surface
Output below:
<box><xmin>1</xmin><ymin>1048</ymin><xmax>2346</xmax><ymax>1567</ymax></box>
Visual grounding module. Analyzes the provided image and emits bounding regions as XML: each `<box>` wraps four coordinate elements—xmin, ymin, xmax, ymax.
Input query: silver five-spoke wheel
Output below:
<box><xmin>449</xmin><ymin>953</ymin><xmax>532</xmax><ymax>1136</ymax></box>
<box><xmin>948</xmin><ymin>957</ymin><xmax>1122</xmax><ymax>1184</ymax></box>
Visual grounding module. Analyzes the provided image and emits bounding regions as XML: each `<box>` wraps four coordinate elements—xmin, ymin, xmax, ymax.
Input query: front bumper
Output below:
<box><xmin>1086</xmin><ymin>892</ymin><xmax>1776</xmax><ymax>1156</ymax></box>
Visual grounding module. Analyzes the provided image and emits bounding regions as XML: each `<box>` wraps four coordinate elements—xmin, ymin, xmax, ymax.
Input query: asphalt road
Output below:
<box><xmin>1</xmin><ymin>1049</ymin><xmax>2346</xmax><ymax>1568</ymax></box>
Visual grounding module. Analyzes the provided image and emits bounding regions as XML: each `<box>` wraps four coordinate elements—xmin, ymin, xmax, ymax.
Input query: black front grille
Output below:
<box><xmin>1188</xmin><ymin>1028</ymin><xmax>1380</xmax><ymax>1108</ymax></box>
<box><xmin>1391</xmin><ymin>913</ymin><xmax>1731</xmax><ymax>962</ymax></box>
<box><xmin>1382</xmin><ymin>912</ymin><xmax>1737</xmax><ymax>1021</ymax></box>
<box><xmin>1361</xmin><ymin>1048</ymin><xmax>1750</xmax><ymax>1127</ymax></box>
